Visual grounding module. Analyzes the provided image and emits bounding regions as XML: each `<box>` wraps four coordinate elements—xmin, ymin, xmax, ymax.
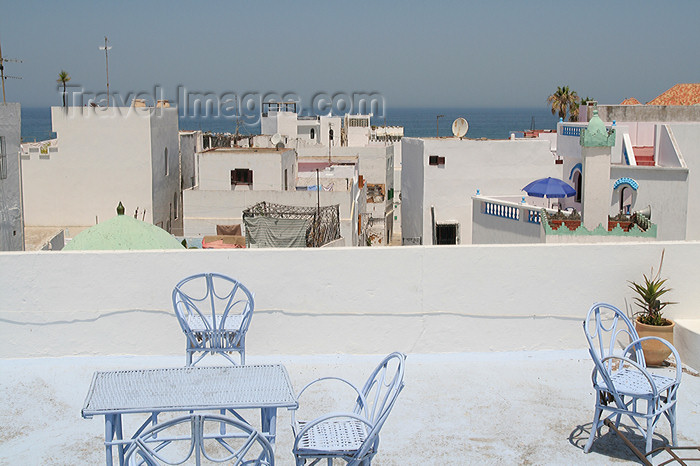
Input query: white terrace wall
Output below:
<box><xmin>1</xmin><ymin>242</ymin><xmax>699</xmax><ymax>360</ymax></box>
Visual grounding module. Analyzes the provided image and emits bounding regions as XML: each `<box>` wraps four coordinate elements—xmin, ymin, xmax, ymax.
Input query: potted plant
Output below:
<box><xmin>628</xmin><ymin>250</ymin><xmax>676</xmax><ymax>366</ymax></box>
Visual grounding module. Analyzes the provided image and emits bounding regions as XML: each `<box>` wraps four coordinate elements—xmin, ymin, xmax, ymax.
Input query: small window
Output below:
<box><xmin>164</xmin><ymin>147</ymin><xmax>169</xmax><ymax>176</ymax></box>
<box><xmin>173</xmin><ymin>192</ymin><xmax>179</xmax><ymax>219</ymax></box>
<box><xmin>231</xmin><ymin>169</ymin><xmax>253</xmax><ymax>187</ymax></box>
<box><xmin>284</xmin><ymin>169</ymin><xmax>288</xmax><ymax>191</ymax></box>
<box><xmin>0</xmin><ymin>136</ymin><xmax>6</xmax><ymax>180</ymax></box>
<box><xmin>429</xmin><ymin>155</ymin><xmax>445</xmax><ymax>167</ymax></box>
<box><xmin>435</xmin><ymin>223</ymin><xmax>458</xmax><ymax>244</ymax></box>
<box><xmin>310</xmin><ymin>128</ymin><xmax>315</xmax><ymax>140</ymax></box>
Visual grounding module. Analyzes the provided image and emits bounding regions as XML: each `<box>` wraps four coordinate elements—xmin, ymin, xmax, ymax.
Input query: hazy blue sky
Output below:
<box><xmin>2</xmin><ymin>0</ymin><xmax>699</xmax><ymax>109</ymax></box>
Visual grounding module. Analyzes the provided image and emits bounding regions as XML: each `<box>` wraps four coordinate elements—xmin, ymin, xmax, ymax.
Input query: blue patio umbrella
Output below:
<box><xmin>522</xmin><ymin>177</ymin><xmax>576</xmax><ymax>198</ymax></box>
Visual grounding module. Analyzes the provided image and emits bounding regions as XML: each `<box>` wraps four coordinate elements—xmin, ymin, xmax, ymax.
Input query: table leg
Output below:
<box><xmin>115</xmin><ymin>414</ymin><xmax>124</xmax><ymax>466</ymax></box>
<box><xmin>261</xmin><ymin>408</ymin><xmax>278</xmax><ymax>447</ymax></box>
<box><xmin>104</xmin><ymin>414</ymin><xmax>115</xmax><ymax>466</ymax></box>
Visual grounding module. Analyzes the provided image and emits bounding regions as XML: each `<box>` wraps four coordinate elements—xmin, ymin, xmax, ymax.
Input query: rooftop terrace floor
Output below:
<box><xmin>1</xmin><ymin>350</ymin><xmax>699</xmax><ymax>465</ymax></box>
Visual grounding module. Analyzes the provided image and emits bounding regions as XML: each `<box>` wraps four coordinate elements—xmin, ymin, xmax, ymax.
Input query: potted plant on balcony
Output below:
<box><xmin>628</xmin><ymin>250</ymin><xmax>676</xmax><ymax>366</ymax></box>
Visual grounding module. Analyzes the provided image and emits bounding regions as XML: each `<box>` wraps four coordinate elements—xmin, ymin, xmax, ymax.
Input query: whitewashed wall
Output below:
<box><xmin>1</xmin><ymin>242</ymin><xmax>698</xmax><ymax>360</ymax></box>
<box><xmin>197</xmin><ymin>149</ymin><xmax>295</xmax><ymax>191</ymax></box>
<box><xmin>179</xmin><ymin>132</ymin><xmax>197</xmax><ymax>190</ymax></box>
<box><xmin>149</xmin><ymin>108</ymin><xmax>181</xmax><ymax>232</ymax></box>
<box><xmin>670</xmin><ymin>124</ymin><xmax>700</xmax><ymax>241</ymax></box>
<box><xmin>22</xmin><ymin>107</ymin><xmax>179</xmax><ymax>228</ymax></box>
<box><xmin>0</xmin><ymin>103</ymin><xmax>23</xmax><ymax>251</ymax></box>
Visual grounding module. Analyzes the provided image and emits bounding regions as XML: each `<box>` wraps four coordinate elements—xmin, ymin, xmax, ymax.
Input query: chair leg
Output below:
<box><xmin>645</xmin><ymin>416</ymin><xmax>654</xmax><ymax>454</ymax></box>
<box><xmin>584</xmin><ymin>406</ymin><xmax>603</xmax><ymax>453</ymax></box>
<box><xmin>670</xmin><ymin>405</ymin><xmax>677</xmax><ymax>446</ymax></box>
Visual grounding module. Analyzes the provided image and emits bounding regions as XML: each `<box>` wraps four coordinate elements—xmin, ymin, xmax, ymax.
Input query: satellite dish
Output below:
<box><xmin>271</xmin><ymin>133</ymin><xmax>282</xmax><ymax>145</ymax></box>
<box><xmin>452</xmin><ymin>118</ymin><xmax>469</xmax><ymax>138</ymax></box>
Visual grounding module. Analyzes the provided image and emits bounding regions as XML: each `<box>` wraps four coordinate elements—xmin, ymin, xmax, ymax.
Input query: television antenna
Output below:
<box><xmin>0</xmin><ymin>37</ymin><xmax>23</xmax><ymax>104</ymax></box>
<box><xmin>452</xmin><ymin>117</ymin><xmax>469</xmax><ymax>138</ymax></box>
<box><xmin>98</xmin><ymin>36</ymin><xmax>112</xmax><ymax>107</ymax></box>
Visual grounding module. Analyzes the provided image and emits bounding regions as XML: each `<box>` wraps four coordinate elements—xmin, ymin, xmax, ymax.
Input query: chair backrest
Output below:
<box><xmin>583</xmin><ymin>302</ymin><xmax>645</xmax><ymax>372</ymax></box>
<box><xmin>172</xmin><ymin>273</ymin><xmax>254</xmax><ymax>336</ymax></box>
<box><xmin>124</xmin><ymin>413</ymin><xmax>274</xmax><ymax>465</ymax></box>
<box><xmin>353</xmin><ymin>352</ymin><xmax>405</xmax><ymax>459</ymax></box>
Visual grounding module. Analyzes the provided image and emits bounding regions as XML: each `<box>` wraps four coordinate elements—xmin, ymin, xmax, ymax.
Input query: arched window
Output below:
<box><xmin>164</xmin><ymin>147</ymin><xmax>169</xmax><ymax>176</ymax></box>
<box><xmin>310</xmin><ymin>128</ymin><xmax>315</xmax><ymax>140</ymax></box>
<box><xmin>619</xmin><ymin>187</ymin><xmax>633</xmax><ymax>214</ymax></box>
<box><xmin>573</xmin><ymin>171</ymin><xmax>582</xmax><ymax>203</ymax></box>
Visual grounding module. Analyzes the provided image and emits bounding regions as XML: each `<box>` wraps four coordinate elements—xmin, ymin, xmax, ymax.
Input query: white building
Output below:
<box><xmin>0</xmin><ymin>103</ymin><xmax>24</xmax><ymax>251</ymax></box>
<box><xmin>21</xmin><ymin>106</ymin><xmax>181</xmax><ymax>236</ymax></box>
<box><xmin>260</xmin><ymin>102</ymin><xmax>341</xmax><ymax>148</ymax></box>
<box><xmin>298</xmin><ymin>145</ymin><xmax>394</xmax><ymax>245</ymax></box>
<box><xmin>182</xmin><ymin>147</ymin><xmax>363</xmax><ymax>246</ymax></box>
<box><xmin>471</xmin><ymin>105</ymin><xmax>700</xmax><ymax>244</ymax></box>
<box><xmin>402</xmin><ymin>137</ymin><xmax>560</xmax><ymax>245</ymax></box>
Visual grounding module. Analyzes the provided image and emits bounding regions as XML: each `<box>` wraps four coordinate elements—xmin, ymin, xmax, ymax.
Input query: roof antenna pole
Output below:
<box><xmin>0</xmin><ymin>37</ymin><xmax>23</xmax><ymax>104</ymax></box>
<box><xmin>98</xmin><ymin>36</ymin><xmax>112</xmax><ymax>107</ymax></box>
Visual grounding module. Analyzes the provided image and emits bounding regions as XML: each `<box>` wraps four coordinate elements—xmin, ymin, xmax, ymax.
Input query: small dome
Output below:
<box><xmin>64</xmin><ymin>204</ymin><xmax>184</xmax><ymax>251</ymax></box>
<box><xmin>580</xmin><ymin>109</ymin><xmax>616</xmax><ymax>147</ymax></box>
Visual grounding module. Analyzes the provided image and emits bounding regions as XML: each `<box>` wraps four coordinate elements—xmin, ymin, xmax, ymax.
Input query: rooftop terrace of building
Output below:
<box><xmin>2</xmin><ymin>242</ymin><xmax>700</xmax><ymax>463</ymax></box>
<box><xmin>2</xmin><ymin>350</ymin><xmax>699</xmax><ymax>465</ymax></box>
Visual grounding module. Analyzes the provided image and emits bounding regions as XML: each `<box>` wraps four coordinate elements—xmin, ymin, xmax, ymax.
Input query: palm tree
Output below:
<box><xmin>57</xmin><ymin>70</ymin><xmax>71</xmax><ymax>107</ymax></box>
<box><xmin>547</xmin><ymin>85</ymin><xmax>579</xmax><ymax>121</ymax></box>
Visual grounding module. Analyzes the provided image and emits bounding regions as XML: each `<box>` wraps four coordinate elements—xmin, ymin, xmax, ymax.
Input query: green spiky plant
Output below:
<box><xmin>628</xmin><ymin>250</ymin><xmax>675</xmax><ymax>326</ymax></box>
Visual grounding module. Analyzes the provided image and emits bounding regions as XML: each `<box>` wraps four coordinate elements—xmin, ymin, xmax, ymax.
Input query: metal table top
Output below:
<box><xmin>82</xmin><ymin>364</ymin><xmax>297</xmax><ymax>418</ymax></box>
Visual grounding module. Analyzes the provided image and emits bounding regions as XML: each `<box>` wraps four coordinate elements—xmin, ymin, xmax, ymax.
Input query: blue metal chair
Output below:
<box><xmin>291</xmin><ymin>352</ymin><xmax>406</xmax><ymax>465</ymax></box>
<box><xmin>172</xmin><ymin>273</ymin><xmax>255</xmax><ymax>366</ymax></box>
<box><xmin>583</xmin><ymin>302</ymin><xmax>682</xmax><ymax>454</ymax></box>
<box><xmin>123</xmin><ymin>413</ymin><xmax>274</xmax><ymax>465</ymax></box>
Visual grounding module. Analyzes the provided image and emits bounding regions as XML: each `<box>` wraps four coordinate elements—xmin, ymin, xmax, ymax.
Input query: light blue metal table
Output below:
<box><xmin>82</xmin><ymin>365</ymin><xmax>297</xmax><ymax>466</ymax></box>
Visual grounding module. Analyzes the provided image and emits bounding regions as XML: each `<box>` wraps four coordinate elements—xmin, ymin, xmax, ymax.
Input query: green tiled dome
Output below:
<box><xmin>64</xmin><ymin>203</ymin><xmax>184</xmax><ymax>251</ymax></box>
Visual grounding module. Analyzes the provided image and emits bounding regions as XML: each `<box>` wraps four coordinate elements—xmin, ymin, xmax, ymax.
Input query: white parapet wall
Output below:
<box><xmin>1</xmin><ymin>242</ymin><xmax>699</xmax><ymax>366</ymax></box>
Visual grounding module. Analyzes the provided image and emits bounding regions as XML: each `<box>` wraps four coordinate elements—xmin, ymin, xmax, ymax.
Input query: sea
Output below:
<box><xmin>19</xmin><ymin>106</ymin><xmax>559</xmax><ymax>142</ymax></box>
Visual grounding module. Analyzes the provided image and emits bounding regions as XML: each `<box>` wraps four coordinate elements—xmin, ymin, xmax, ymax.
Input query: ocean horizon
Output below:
<box><xmin>19</xmin><ymin>106</ymin><xmax>560</xmax><ymax>143</ymax></box>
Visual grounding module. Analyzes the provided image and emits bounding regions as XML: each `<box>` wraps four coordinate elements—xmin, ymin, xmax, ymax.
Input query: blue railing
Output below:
<box><xmin>483</xmin><ymin>201</ymin><xmax>520</xmax><ymax>221</ymax></box>
<box><xmin>560</xmin><ymin>126</ymin><xmax>582</xmax><ymax>137</ymax></box>
<box><xmin>527</xmin><ymin>209</ymin><xmax>541</xmax><ymax>224</ymax></box>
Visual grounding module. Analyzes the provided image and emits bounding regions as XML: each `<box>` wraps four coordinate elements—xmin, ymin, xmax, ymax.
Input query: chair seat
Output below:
<box><xmin>296</xmin><ymin>418</ymin><xmax>369</xmax><ymax>455</ymax></box>
<box><xmin>187</xmin><ymin>314</ymin><xmax>243</xmax><ymax>332</ymax></box>
<box><xmin>599</xmin><ymin>368</ymin><xmax>676</xmax><ymax>396</ymax></box>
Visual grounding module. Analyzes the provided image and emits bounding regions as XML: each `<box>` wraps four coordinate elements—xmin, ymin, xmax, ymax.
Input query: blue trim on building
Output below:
<box><xmin>569</xmin><ymin>163</ymin><xmax>582</xmax><ymax>180</ymax></box>
<box><xmin>613</xmin><ymin>177</ymin><xmax>639</xmax><ymax>190</ymax></box>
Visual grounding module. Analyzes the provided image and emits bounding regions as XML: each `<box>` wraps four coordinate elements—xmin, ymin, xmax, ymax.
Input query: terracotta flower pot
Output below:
<box><xmin>635</xmin><ymin>319</ymin><xmax>675</xmax><ymax>366</ymax></box>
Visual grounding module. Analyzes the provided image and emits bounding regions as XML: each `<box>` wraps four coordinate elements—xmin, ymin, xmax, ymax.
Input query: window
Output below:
<box><xmin>284</xmin><ymin>169</ymin><xmax>288</xmax><ymax>191</ymax></box>
<box><xmin>231</xmin><ymin>169</ymin><xmax>253</xmax><ymax>188</ymax></box>
<box><xmin>619</xmin><ymin>187</ymin><xmax>633</xmax><ymax>215</ymax></box>
<box><xmin>428</xmin><ymin>155</ymin><xmax>445</xmax><ymax>167</ymax></box>
<box><xmin>435</xmin><ymin>223</ymin><xmax>458</xmax><ymax>244</ymax></box>
<box><xmin>310</xmin><ymin>128</ymin><xmax>315</xmax><ymax>140</ymax></box>
<box><xmin>164</xmin><ymin>147</ymin><xmax>169</xmax><ymax>176</ymax></box>
<box><xmin>174</xmin><ymin>192</ymin><xmax>179</xmax><ymax>219</ymax></box>
<box><xmin>349</xmin><ymin>118</ymin><xmax>369</xmax><ymax>127</ymax></box>
<box><xmin>0</xmin><ymin>136</ymin><xmax>6</xmax><ymax>180</ymax></box>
